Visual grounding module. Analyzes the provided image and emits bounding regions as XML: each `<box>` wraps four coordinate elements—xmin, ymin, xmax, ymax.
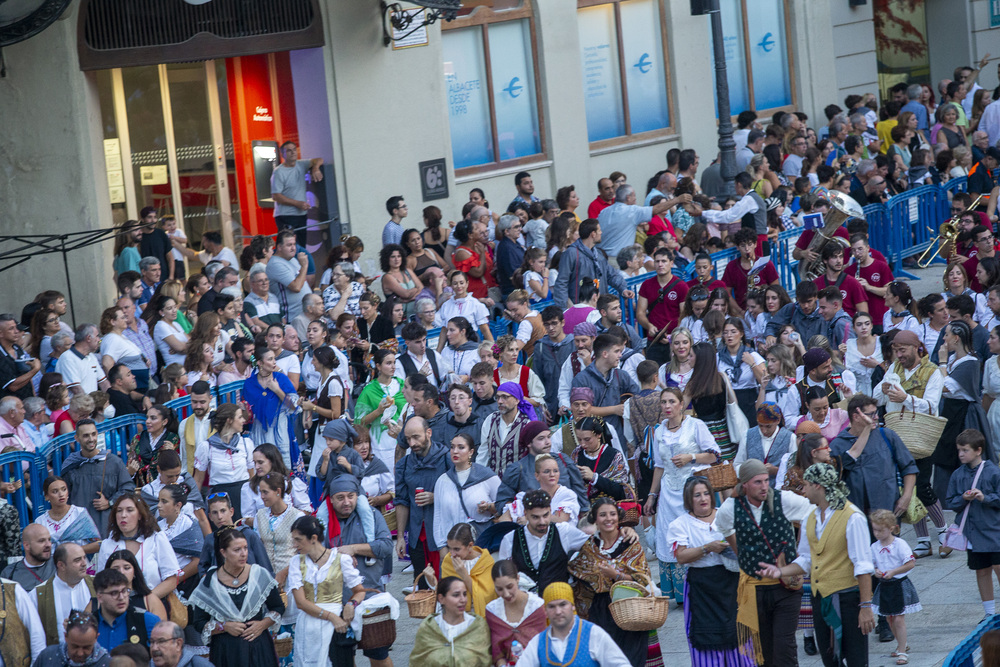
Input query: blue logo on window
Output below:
<box><xmin>634</xmin><ymin>53</ymin><xmax>652</xmax><ymax>74</ymax></box>
<box><xmin>758</xmin><ymin>32</ymin><xmax>775</xmax><ymax>53</ymax></box>
<box><xmin>503</xmin><ymin>77</ymin><xmax>523</xmax><ymax>98</ymax></box>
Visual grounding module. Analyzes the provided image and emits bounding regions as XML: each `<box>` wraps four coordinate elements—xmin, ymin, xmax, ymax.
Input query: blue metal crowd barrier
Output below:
<box><xmin>6</xmin><ymin>381</ymin><xmax>245</xmax><ymax>529</ymax></box>
<box><xmin>942</xmin><ymin>613</ymin><xmax>1000</xmax><ymax>667</ymax></box>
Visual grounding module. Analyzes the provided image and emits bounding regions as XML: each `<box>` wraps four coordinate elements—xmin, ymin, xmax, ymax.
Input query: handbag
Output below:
<box><xmin>878</xmin><ymin>427</ymin><xmax>928</xmax><ymax>524</ymax></box>
<box><xmin>617</xmin><ymin>483</ymin><xmax>642</xmax><ymax>527</ymax></box>
<box><xmin>882</xmin><ymin>400</ymin><xmax>947</xmax><ymax>459</ymax></box>
<box><xmin>725</xmin><ymin>394</ymin><xmax>749</xmax><ymax>452</ymax></box>
<box><xmin>164</xmin><ymin>591</ymin><xmax>188</xmax><ymax>628</ymax></box>
<box><xmin>942</xmin><ymin>461</ymin><xmax>986</xmax><ymax>552</ymax></box>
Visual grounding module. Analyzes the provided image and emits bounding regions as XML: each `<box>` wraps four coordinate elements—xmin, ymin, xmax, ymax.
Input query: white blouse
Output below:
<box><xmin>287</xmin><ymin>550</ymin><xmax>364</xmax><ymax>610</ymax></box>
<box><xmin>717</xmin><ymin>349</ymin><xmax>765</xmax><ymax>390</ymax></box>
<box><xmin>845</xmin><ymin>339</ymin><xmax>883</xmax><ymax>397</ymax></box>
<box><xmin>432</xmin><ymin>472</ymin><xmax>501</xmax><ymax>547</ymax></box>
<box><xmin>435</xmin><ymin>612</ymin><xmax>477</xmax><ymax>643</ymax></box>
<box><xmin>193</xmin><ymin>435</ymin><xmax>254</xmax><ymax>485</ymax></box>
<box><xmin>360</xmin><ymin>469</ymin><xmax>394</xmax><ymax>499</ymax></box>
<box><xmin>158</xmin><ymin>513</ymin><xmax>197</xmax><ymax>569</ymax></box>
<box><xmin>485</xmin><ymin>593</ymin><xmax>545</xmax><ymax>626</ymax></box>
<box><xmin>664</xmin><ymin>512</ymin><xmax>727</xmax><ymax>568</ymax></box>
<box><xmin>96</xmin><ymin>531</ymin><xmax>180</xmax><ymax>589</ymax></box>
<box><xmin>154</xmin><ymin>320</ymin><xmax>188</xmax><ymax>367</ymax></box>
<box><xmin>241</xmin><ymin>477</ymin><xmax>313</xmax><ymax>520</ymax></box>
<box><xmin>34</xmin><ymin>505</ymin><xmax>99</xmax><ymax>548</ymax></box>
<box><xmin>870</xmin><ymin>536</ymin><xmax>915</xmax><ymax>580</ymax></box>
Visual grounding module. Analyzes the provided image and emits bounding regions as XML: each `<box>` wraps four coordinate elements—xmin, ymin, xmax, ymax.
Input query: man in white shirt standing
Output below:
<box><xmin>31</xmin><ymin>543</ymin><xmax>94</xmax><ymax>646</ymax></box>
<box><xmin>758</xmin><ymin>462</ymin><xmax>875</xmax><ymax>667</ymax></box>
<box><xmin>394</xmin><ymin>322</ymin><xmax>451</xmax><ymax>390</ymax></box>
<box><xmin>55</xmin><ymin>324</ymin><xmax>108</xmax><ymax>396</ymax></box>
<box><xmin>872</xmin><ymin>330</ymin><xmax>949</xmax><ymax>559</ymax></box>
<box><xmin>178</xmin><ymin>381</ymin><xmax>214</xmax><ymax>476</ymax></box>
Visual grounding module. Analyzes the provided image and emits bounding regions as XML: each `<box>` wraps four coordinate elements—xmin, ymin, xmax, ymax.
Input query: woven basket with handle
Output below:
<box><xmin>404</xmin><ymin>572</ymin><xmax>438</xmax><ymax>618</ymax></box>
<box><xmin>882</xmin><ymin>406</ymin><xmax>946</xmax><ymax>459</ymax></box>
<box><xmin>705</xmin><ymin>460</ymin><xmax>738</xmax><ymax>491</ymax></box>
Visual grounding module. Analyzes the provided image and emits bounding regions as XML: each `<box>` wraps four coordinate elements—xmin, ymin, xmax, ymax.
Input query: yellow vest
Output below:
<box><xmin>299</xmin><ymin>554</ymin><xmax>343</xmax><ymax>605</ymax></box>
<box><xmin>183</xmin><ymin>416</ymin><xmax>215</xmax><ymax>477</ymax></box>
<box><xmin>894</xmin><ymin>357</ymin><xmax>938</xmax><ymax>400</ymax></box>
<box><xmin>806</xmin><ymin>503</ymin><xmax>860</xmax><ymax>598</ymax></box>
<box><xmin>0</xmin><ymin>583</ymin><xmax>30</xmax><ymax>667</ymax></box>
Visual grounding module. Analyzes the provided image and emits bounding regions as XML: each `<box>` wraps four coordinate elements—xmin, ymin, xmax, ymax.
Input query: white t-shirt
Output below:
<box><xmin>194</xmin><ymin>435</ymin><xmax>254</xmax><ymax>484</ymax></box>
<box><xmin>96</xmin><ymin>531</ymin><xmax>180</xmax><ymax>589</ymax></box>
<box><xmin>55</xmin><ymin>348</ymin><xmax>107</xmax><ymax>394</ymax></box>
<box><xmin>154</xmin><ymin>320</ymin><xmax>188</xmax><ymax>366</ymax></box>
<box><xmin>275</xmin><ymin>351</ymin><xmax>301</xmax><ymax>378</ymax></box>
<box><xmin>100</xmin><ymin>331</ymin><xmax>146</xmax><ymax>371</ymax></box>
<box><xmin>523</xmin><ymin>271</ymin><xmax>546</xmax><ymax>303</ymax></box>
<box><xmin>434</xmin><ymin>296</ymin><xmax>490</xmax><ymax>329</ymax></box>
<box><xmin>199</xmin><ymin>246</ymin><xmax>239</xmax><ymax>267</ymax></box>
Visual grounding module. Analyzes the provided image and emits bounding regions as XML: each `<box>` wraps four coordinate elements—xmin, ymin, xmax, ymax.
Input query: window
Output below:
<box><xmin>442</xmin><ymin>2</ymin><xmax>543</xmax><ymax>172</ymax></box>
<box><xmin>716</xmin><ymin>0</ymin><xmax>794</xmax><ymax>114</ymax></box>
<box><xmin>576</xmin><ymin>0</ymin><xmax>672</xmax><ymax>143</ymax></box>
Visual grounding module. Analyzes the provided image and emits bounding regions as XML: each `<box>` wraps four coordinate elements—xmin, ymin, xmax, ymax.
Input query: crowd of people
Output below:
<box><xmin>6</xmin><ymin>64</ymin><xmax>1000</xmax><ymax>666</ymax></box>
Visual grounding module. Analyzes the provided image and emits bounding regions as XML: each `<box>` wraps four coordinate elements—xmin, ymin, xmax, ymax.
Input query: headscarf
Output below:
<box><xmin>795</xmin><ymin>420</ymin><xmax>822</xmax><ymax>435</ymax></box>
<box><xmin>497</xmin><ymin>381</ymin><xmax>539</xmax><ymax>421</ymax></box>
<box><xmin>542</xmin><ymin>582</ymin><xmax>575</xmax><ymax>606</ymax></box>
<box><xmin>329</xmin><ymin>476</ymin><xmax>361</xmax><ymax>495</ymax></box>
<box><xmin>322</xmin><ymin>418</ymin><xmax>358</xmax><ymax>445</ymax></box>
<box><xmin>736</xmin><ymin>459</ymin><xmax>774</xmax><ymax>513</ymax></box>
<box><xmin>572</xmin><ymin>322</ymin><xmax>598</xmax><ymax>337</ymax></box>
<box><xmin>756</xmin><ymin>402</ymin><xmax>783</xmax><ymax>425</ymax></box>
<box><xmin>802</xmin><ymin>347</ymin><xmax>831</xmax><ymax>374</ymax></box>
<box><xmin>569</xmin><ymin>387</ymin><xmax>595</xmax><ymax>405</ymax></box>
<box><xmin>803</xmin><ymin>462</ymin><xmax>850</xmax><ymax>511</ymax></box>
<box><xmin>519</xmin><ymin>420</ymin><xmax>549</xmax><ymax>452</ymax></box>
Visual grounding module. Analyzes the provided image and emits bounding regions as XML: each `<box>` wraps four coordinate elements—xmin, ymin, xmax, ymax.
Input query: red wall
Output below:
<box><xmin>226</xmin><ymin>52</ymin><xmax>299</xmax><ymax>238</ymax></box>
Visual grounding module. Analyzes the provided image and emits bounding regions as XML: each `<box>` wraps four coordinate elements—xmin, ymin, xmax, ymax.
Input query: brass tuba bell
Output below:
<box><xmin>797</xmin><ymin>191</ymin><xmax>866</xmax><ymax>282</ymax></box>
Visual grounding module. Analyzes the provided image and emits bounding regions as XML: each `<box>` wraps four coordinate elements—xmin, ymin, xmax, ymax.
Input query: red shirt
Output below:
<box><xmin>587</xmin><ymin>197</ymin><xmax>613</xmax><ymax>220</ymax></box>
<box><xmin>814</xmin><ymin>273</ymin><xmax>869</xmax><ymax>317</ymax></box>
<box><xmin>639</xmin><ymin>275</ymin><xmax>689</xmax><ymax>336</ymax></box>
<box><xmin>795</xmin><ymin>226</ymin><xmax>851</xmax><ymax>262</ymax></box>
<box><xmin>964</xmin><ymin>255</ymin><xmax>984</xmax><ymax>292</ymax></box>
<box><xmin>855</xmin><ymin>259</ymin><xmax>893</xmax><ymax>323</ymax></box>
<box><xmin>686</xmin><ymin>278</ymin><xmax>727</xmax><ymax>293</ymax></box>
<box><xmin>722</xmin><ymin>259</ymin><xmax>779</xmax><ymax>309</ymax></box>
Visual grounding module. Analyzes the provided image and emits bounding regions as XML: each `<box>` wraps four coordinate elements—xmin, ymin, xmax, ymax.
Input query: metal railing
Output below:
<box><xmin>942</xmin><ymin>613</ymin><xmax>999</xmax><ymax>667</ymax></box>
<box><xmin>4</xmin><ymin>381</ymin><xmax>245</xmax><ymax>528</ymax></box>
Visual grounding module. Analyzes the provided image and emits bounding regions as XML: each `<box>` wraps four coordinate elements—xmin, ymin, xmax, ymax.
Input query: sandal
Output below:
<box><xmin>895</xmin><ymin>652</ymin><xmax>909</xmax><ymax>664</ymax></box>
<box><xmin>891</xmin><ymin>647</ymin><xmax>910</xmax><ymax>657</ymax></box>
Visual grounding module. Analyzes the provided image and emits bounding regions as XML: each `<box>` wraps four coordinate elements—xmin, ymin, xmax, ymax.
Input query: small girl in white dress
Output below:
<box><xmin>870</xmin><ymin>509</ymin><xmax>921</xmax><ymax>664</ymax></box>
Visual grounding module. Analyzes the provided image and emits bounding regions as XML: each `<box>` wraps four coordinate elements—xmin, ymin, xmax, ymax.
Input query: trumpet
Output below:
<box><xmin>916</xmin><ymin>193</ymin><xmax>985</xmax><ymax>268</ymax></box>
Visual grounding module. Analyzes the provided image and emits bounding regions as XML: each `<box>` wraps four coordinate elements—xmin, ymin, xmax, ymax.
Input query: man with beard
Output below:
<box><xmin>60</xmin><ymin>421</ymin><xmax>134</xmax><ymax>539</ymax></box>
<box><xmin>178</xmin><ymin>381</ymin><xmax>213</xmax><ymax>476</ymax></box>
<box><xmin>395</xmin><ymin>417</ymin><xmax>450</xmax><ymax>589</ymax></box>
<box><xmin>324</xmin><ymin>477</ymin><xmax>395</xmax><ymax>667</ymax></box>
<box><xmin>1</xmin><ymin>523</ymin><xmax>54</xmax><ymax>591</ymax></box>
<box><xmin>33</xmin><ymin>543</ymin><xmax>95</xmax><ymax>646</ymax></box>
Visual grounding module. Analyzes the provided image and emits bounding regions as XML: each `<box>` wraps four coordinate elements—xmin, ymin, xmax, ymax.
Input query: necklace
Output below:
<box><xmin>221</xmin><ymin>564</ymin><xmax>245</xmax><ymax>586</ymax></box>
<box><xmin>666</xmin><ymin>419</ymin><xmax>683</xmax><ymax>431</ymax></box>
<box><xmin>309</xmin><ymin>548</ymin><xmax>329</xmax><ymax>565</ymax></box>
<box><xmin>693</xmin><ymin>510</ymin><xmax>714</xmax><ymax>519</ymax></box>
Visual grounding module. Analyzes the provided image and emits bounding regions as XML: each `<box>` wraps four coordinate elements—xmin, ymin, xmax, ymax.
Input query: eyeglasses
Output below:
<box><xmin>150</xmin><ymin>637</ymin><xmax>183</xmax><ymax>647</ymax></box>
<box><xmin>98</xmin><ymin>588</ymin><xmax>131</xmax><ymax>599</ymax></box>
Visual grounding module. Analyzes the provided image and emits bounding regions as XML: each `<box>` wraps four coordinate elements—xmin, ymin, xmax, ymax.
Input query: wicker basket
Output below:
<box><xmin>358</xmin><ymin>606</ymin><xmax>397</xmax><ymax>650</ymax></box>
<box><xmin>275</xmin><ymin>634</ymin><xmax>293</xmax><ymax>658</ymax></box>
<box><xmin>382</xmin><ymin>503</ymin><xmax>397</xmax><ymax>533</ymax></box>
<box><xmin>609</xmin><ymin>595</ymin><xmax>670</xmax><ymax>631</ymax></box>
<box><xmin>404</xmin><ymin>572</ymin><xmax>437</xmax><ymax>619</ymax></box>
<box><xmin>705</xmin><ymin>461</ymin><xmax>738</xmax><ymax>491</ymax></box>
<box><xmin>883</xmin><ymin>407</ymin><xmax>946</xmax><ymax>459</ymax></box>
<box><xmin>618</xmin><ymin>483</ymin><xmax>641</xmax><ymax>528</ymax></box>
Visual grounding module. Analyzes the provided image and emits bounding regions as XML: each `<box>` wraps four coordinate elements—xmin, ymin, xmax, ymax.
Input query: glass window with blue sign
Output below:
<box><xmin>716</xmin><ymin>0</ymin><xmax>794</xmax><ymax>115</ymax></box>
<box><xmin>576</xmin><ymin>0</ymin><xmax>672</xmax><ymax>144</ymax></box>
<box><xmin>442</xmin><ymin>2</ymin><xmax>544</xmax><ymax>172</ymax></box>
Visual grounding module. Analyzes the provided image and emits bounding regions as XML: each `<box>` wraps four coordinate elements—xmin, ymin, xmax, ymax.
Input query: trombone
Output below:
<box><xmin>916</xmin><ymin>193</ymin><xmax>986</xmax><ymax>268</ymax></box>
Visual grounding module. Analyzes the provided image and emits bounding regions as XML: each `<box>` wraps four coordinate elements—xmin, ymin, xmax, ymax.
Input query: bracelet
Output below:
<box><xmin>859</xmin><ymin>602</ymin><xmax>873</xmax><ymax>608</ymax></box>
<box><xmin>648</xmin><ymin>491</ymin><xmax>659</xmax><ymax>498</ymax></box>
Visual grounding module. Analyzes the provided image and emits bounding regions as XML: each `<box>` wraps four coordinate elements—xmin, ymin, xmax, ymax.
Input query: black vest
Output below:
<box><xmin>511</xmin><ymin>525</ymin><xmax>569</xmax><ymax>593</ymax></box>
<box><xmin>733</xmin><ymin>493</ymin><xmax>797</xmax><ymax>577</ymax></box>
<box><xmin>397</xmin><ymin>351</ymin><xmax>441</xmax><ymax>385</ymax></box>
<box><xmin>93</xmin><ymin>605</ymin><xmax>151</xmax><ymax>648</ymax></box>
<box><xmin>795</xmin><ymin>373</ymin><xmax>844</xmax><ymax>415</ymax></box>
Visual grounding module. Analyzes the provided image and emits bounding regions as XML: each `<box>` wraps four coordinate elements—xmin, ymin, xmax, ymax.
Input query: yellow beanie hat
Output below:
<box><xmin>542</xmin><ymin>582</ymin><xmax>575</xmax><ymax>606</ymax></box>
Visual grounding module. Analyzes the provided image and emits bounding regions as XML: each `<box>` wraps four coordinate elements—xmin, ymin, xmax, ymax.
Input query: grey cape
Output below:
<box><xmin>61</xmin><ymin>451</ymin><xmax>135</xmax><ymax>539</ymax></box>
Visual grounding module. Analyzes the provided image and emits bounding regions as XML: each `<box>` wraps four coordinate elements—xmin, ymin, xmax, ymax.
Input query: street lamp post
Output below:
<box><xmin>708</xmin><ymin>0</ymin><xmax>736</xmax><ymax>197</ymax></box>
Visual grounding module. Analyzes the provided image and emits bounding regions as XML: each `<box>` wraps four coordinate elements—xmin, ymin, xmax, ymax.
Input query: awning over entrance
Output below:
<box><xmin>77</xmin><ymin>0</ymin><xmax>324</xmax><ymax>71</ymax></box>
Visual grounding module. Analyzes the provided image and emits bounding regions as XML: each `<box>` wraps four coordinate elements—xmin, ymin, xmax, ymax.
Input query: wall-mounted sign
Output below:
<box><xmin>419</xmin><ymin>158</ymin><xmax>448</xmax><ymax>201</ymax></box>
<box><xmin>253</xmin><ymin>106</ymin><xmax>274</xmax><ymax>122</ymax></box>
<box><xmin>392</xmin><ymin>8</ymin><xmax>429</xmax><ymax>50</ymax></box>
<box><xmin>140</xmin><ymin>165</ymin><xmax>169</xmax><ymax>186</ymax></box>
